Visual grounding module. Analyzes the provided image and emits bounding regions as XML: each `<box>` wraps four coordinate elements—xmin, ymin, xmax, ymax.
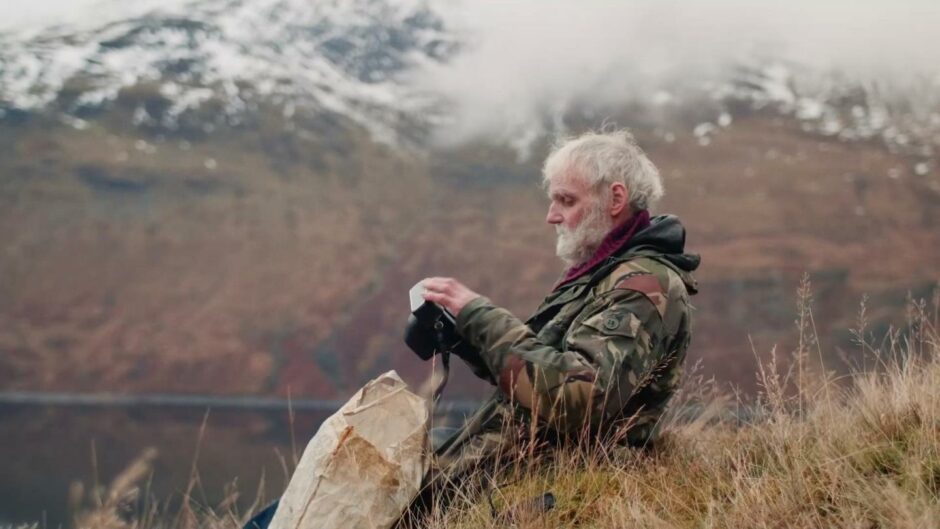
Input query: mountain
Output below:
<box><xmin>4</xmin><ymin>1</ymin><xmax>938</xmax><ymax>159</ymax></box>
<box><xmin>0</xmin><ymin>0</ymin><xmax>455</xmax><ymax>142</ymax></box>
<box><xmin>0</xmin><ymin>0</ymin><xmax>938</xmax><ymax>399</ymax></box>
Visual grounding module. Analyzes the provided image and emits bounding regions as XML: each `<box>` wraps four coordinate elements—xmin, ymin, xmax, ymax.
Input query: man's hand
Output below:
<box><xmin>421</xmin><ymin>277</ymin><xmax>481</xmax><ymax>317</ymax></box>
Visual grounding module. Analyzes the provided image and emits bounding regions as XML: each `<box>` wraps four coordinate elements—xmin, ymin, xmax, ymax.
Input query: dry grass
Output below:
<box><xmin>418</xmin><ymin>279</ymin><xmax>940</xmax><ymax>529</ymax></box>
<box><xmin>69</xmin><ymin>282</ymin><xmax>940</xmax><ymax>529</ymax></box>
<box><xmin>66</xmin><ymin>413</ymin><xmax>271</xmax><ymax>529</ymax></box>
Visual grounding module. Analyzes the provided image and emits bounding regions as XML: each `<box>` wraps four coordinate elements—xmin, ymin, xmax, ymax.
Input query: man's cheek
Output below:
<box><xmin>568</xmin><ymin>208</ymin><xmax>584</xmax><ymax>228</ymax></box>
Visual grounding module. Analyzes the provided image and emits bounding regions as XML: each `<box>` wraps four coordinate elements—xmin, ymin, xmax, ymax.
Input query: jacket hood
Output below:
<box><xmin>621</xmin><ymin>214</ymin><xmax>700</xmax><ymax>291</ymax></box>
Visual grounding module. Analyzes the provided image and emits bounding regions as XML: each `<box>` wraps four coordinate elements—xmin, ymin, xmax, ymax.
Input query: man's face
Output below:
<box><xmin>545</xmin><ymin>170</ymin><xmax>613</xmax><ymax>267</ymax></box>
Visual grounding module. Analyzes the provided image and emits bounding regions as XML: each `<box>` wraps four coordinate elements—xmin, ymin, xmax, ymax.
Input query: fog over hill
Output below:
<box><xmin>422</xmin><ymin>2</ymin><xmax>940</xmax><ymax>147</ymax></box>
<box><xmin>2</xmin><ymin>0</ymin><xmax>939</xmax><ymax>156</ymax></box>
<box><xmin>0</xmin><ymin>0</ymin><xmax>939</xmax><ymax>399</ymax></box>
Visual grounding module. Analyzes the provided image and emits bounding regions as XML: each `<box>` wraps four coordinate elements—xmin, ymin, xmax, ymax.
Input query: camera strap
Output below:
<box><xmin>430</xmin><ymin>350</ymin><xmax>450</xmax><ymax>407</ymax></box>
<box><xmin>429</xmin><ymin>321</ymin><xmax>464</xmax><ymax>409</ymax></box>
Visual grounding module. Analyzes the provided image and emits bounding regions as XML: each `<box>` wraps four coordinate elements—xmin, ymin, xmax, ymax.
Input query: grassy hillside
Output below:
<box><xmin>1</xmin><ymin>106</ymin><xmax>939</xmax><ymax>397</ymax></box>
<box><xmin>65</xmin><ymin>286</ymin><xmax>940</xmax><ymax>528</ymax></box>
<box><xmin>423</xmin><ymin>289</ymin><xmax>940</xmax><ymax>529</ymax></box>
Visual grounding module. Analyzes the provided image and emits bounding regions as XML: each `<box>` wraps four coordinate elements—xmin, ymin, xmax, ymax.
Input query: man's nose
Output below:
<box><xmin>546</xmin><ymin>204</ymin><xmax>563</xmax><ymax>225</ymax></box>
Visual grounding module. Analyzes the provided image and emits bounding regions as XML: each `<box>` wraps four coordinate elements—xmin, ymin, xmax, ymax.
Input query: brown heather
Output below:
<box><xmin>64</xmin><ymin>282</ymin><xmax>940</xmax><ymax>529</ymax></box>
<box><xmin>5</xmin><ymin>112</ymin><xmax>940</xmax><ymax>399</ymax></box>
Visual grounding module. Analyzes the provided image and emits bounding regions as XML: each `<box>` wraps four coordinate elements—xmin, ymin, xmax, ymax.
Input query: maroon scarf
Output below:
<box><xmin>555</xmin><ymin>209</ymin><xmax>651</xmax><ymax>288</ymax></box>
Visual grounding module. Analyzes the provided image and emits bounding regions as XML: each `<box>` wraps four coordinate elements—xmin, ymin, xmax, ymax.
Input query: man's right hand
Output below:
<box><xmin>421</xmin><ymin>277</ymin><xmax>481</xmax><ymax>317</ymax></box>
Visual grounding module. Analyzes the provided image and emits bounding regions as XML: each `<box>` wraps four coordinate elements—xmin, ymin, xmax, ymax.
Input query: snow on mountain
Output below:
<box><xmin>0</xmin><ymin>0</ymin><xmax>936</xmax><ymax>162</ymax></box>
<box><xmin>0</xmin><ymin>0</ymin><xmax>455</xmax><ymax>141</ymax></box>
<box><xmin>719</xmin><ymin>61</ymin><xmax>940</xmax><ymax>159</ymax></box>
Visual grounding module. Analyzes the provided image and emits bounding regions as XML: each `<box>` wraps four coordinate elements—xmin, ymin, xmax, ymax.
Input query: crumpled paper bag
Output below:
<box><xmin>269</xmin><ymin>370</ymin><xmax>429</xmax><ymax>529</ymax></box>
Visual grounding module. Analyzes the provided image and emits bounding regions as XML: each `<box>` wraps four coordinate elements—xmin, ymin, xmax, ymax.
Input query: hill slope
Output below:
<box><xmin>0</xmin><ymin>0</ymin><xmax>938</xmax><ymax>398</ymax></box>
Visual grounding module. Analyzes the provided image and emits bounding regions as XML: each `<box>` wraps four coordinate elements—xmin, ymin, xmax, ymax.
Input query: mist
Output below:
<box><xmin>415</xmin><ymin>0</ymin><xmax>940</xmax><ymax>147</ymax></box>
<box><xmin>0</xmin><ymin>0</ymin><xmax>201</xmax><ymax>34</ymax></box>
<box><xmin>2</xmin><ymin>0</ymin><xmax>938</xmax><ymax>150</ymax></box>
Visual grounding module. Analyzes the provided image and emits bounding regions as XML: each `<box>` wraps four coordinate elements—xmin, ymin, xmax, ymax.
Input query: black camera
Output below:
<box><xmin>403</xmin><ymin>281</ymin><xmax>493</xmax><ymax>383</ymax></box>
<box><xmin>404</xmin><ymin>281</ymin><xmax>462</xmax><ymax>360</ymax></box>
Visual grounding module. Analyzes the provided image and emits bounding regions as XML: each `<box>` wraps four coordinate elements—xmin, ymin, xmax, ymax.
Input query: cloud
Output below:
<box><xmin>0</xmin><ymin>0</ymin><xmax>190</xmax><ymax>34</ymax></box>
<box><xmin>415</xmin><ymin>0</ymin><xmax>940</xmax><ymax>147</ymax></box>
<box><xmin>3</xmin><ymin>0</ymin><xmax>937</xmax><ymax>152</ymax></box>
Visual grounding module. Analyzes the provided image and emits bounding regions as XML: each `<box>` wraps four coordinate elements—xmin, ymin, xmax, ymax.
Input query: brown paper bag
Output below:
<box><xmin>269</xmin><ymin>371</ymin><xmax>429</xmax><ymax>529</ymax></box>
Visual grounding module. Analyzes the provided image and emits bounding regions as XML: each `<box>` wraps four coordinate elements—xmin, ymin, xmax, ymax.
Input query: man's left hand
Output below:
<box><xmin>421</xmin><ymin>277</ymin><xmax>481</xmax><ymax>317</ymax></box>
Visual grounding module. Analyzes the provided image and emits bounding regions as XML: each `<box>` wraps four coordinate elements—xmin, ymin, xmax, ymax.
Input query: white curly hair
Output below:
<box><xmin>542</xmin><ymin>128</ymin><xmax>664</xmax><ymax>212</ymax></box>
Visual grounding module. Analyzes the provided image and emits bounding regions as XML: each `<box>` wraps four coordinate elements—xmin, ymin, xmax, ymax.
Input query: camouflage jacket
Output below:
<box><xmin>453</xmin><ymin>214</ymin><xmax>699</xmax><ymax>446</ymax></box>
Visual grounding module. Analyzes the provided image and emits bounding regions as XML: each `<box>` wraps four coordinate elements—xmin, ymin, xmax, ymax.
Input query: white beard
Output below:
<box><xmin>555</xmin><ymin>200</ymin><xmax>614</xmax><ymax>268</ymax></box>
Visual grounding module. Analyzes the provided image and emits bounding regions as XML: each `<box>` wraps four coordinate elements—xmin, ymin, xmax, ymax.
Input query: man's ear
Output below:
<box><xmin>609</xmin><ymin>182</ymin><xmax>630</xmax><ymax>217</ymax></box>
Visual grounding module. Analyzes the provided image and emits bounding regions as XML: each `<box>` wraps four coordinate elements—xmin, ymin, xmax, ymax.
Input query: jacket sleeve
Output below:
<box><xmin>455</xmin><ymin>289</ymin><xmax>664</xmax><ymax>433</ymax></box>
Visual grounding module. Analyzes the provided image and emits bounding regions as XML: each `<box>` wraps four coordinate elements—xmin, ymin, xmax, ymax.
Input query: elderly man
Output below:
<box><xmin>420</xmin><ymin>129</ymin><xmax>700</xmax><ymax>493</ymax></box>
<box><xmin>244</xmin><ymin>129</ymin><xmax>698</xmax><ymax>529</ymax></box>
